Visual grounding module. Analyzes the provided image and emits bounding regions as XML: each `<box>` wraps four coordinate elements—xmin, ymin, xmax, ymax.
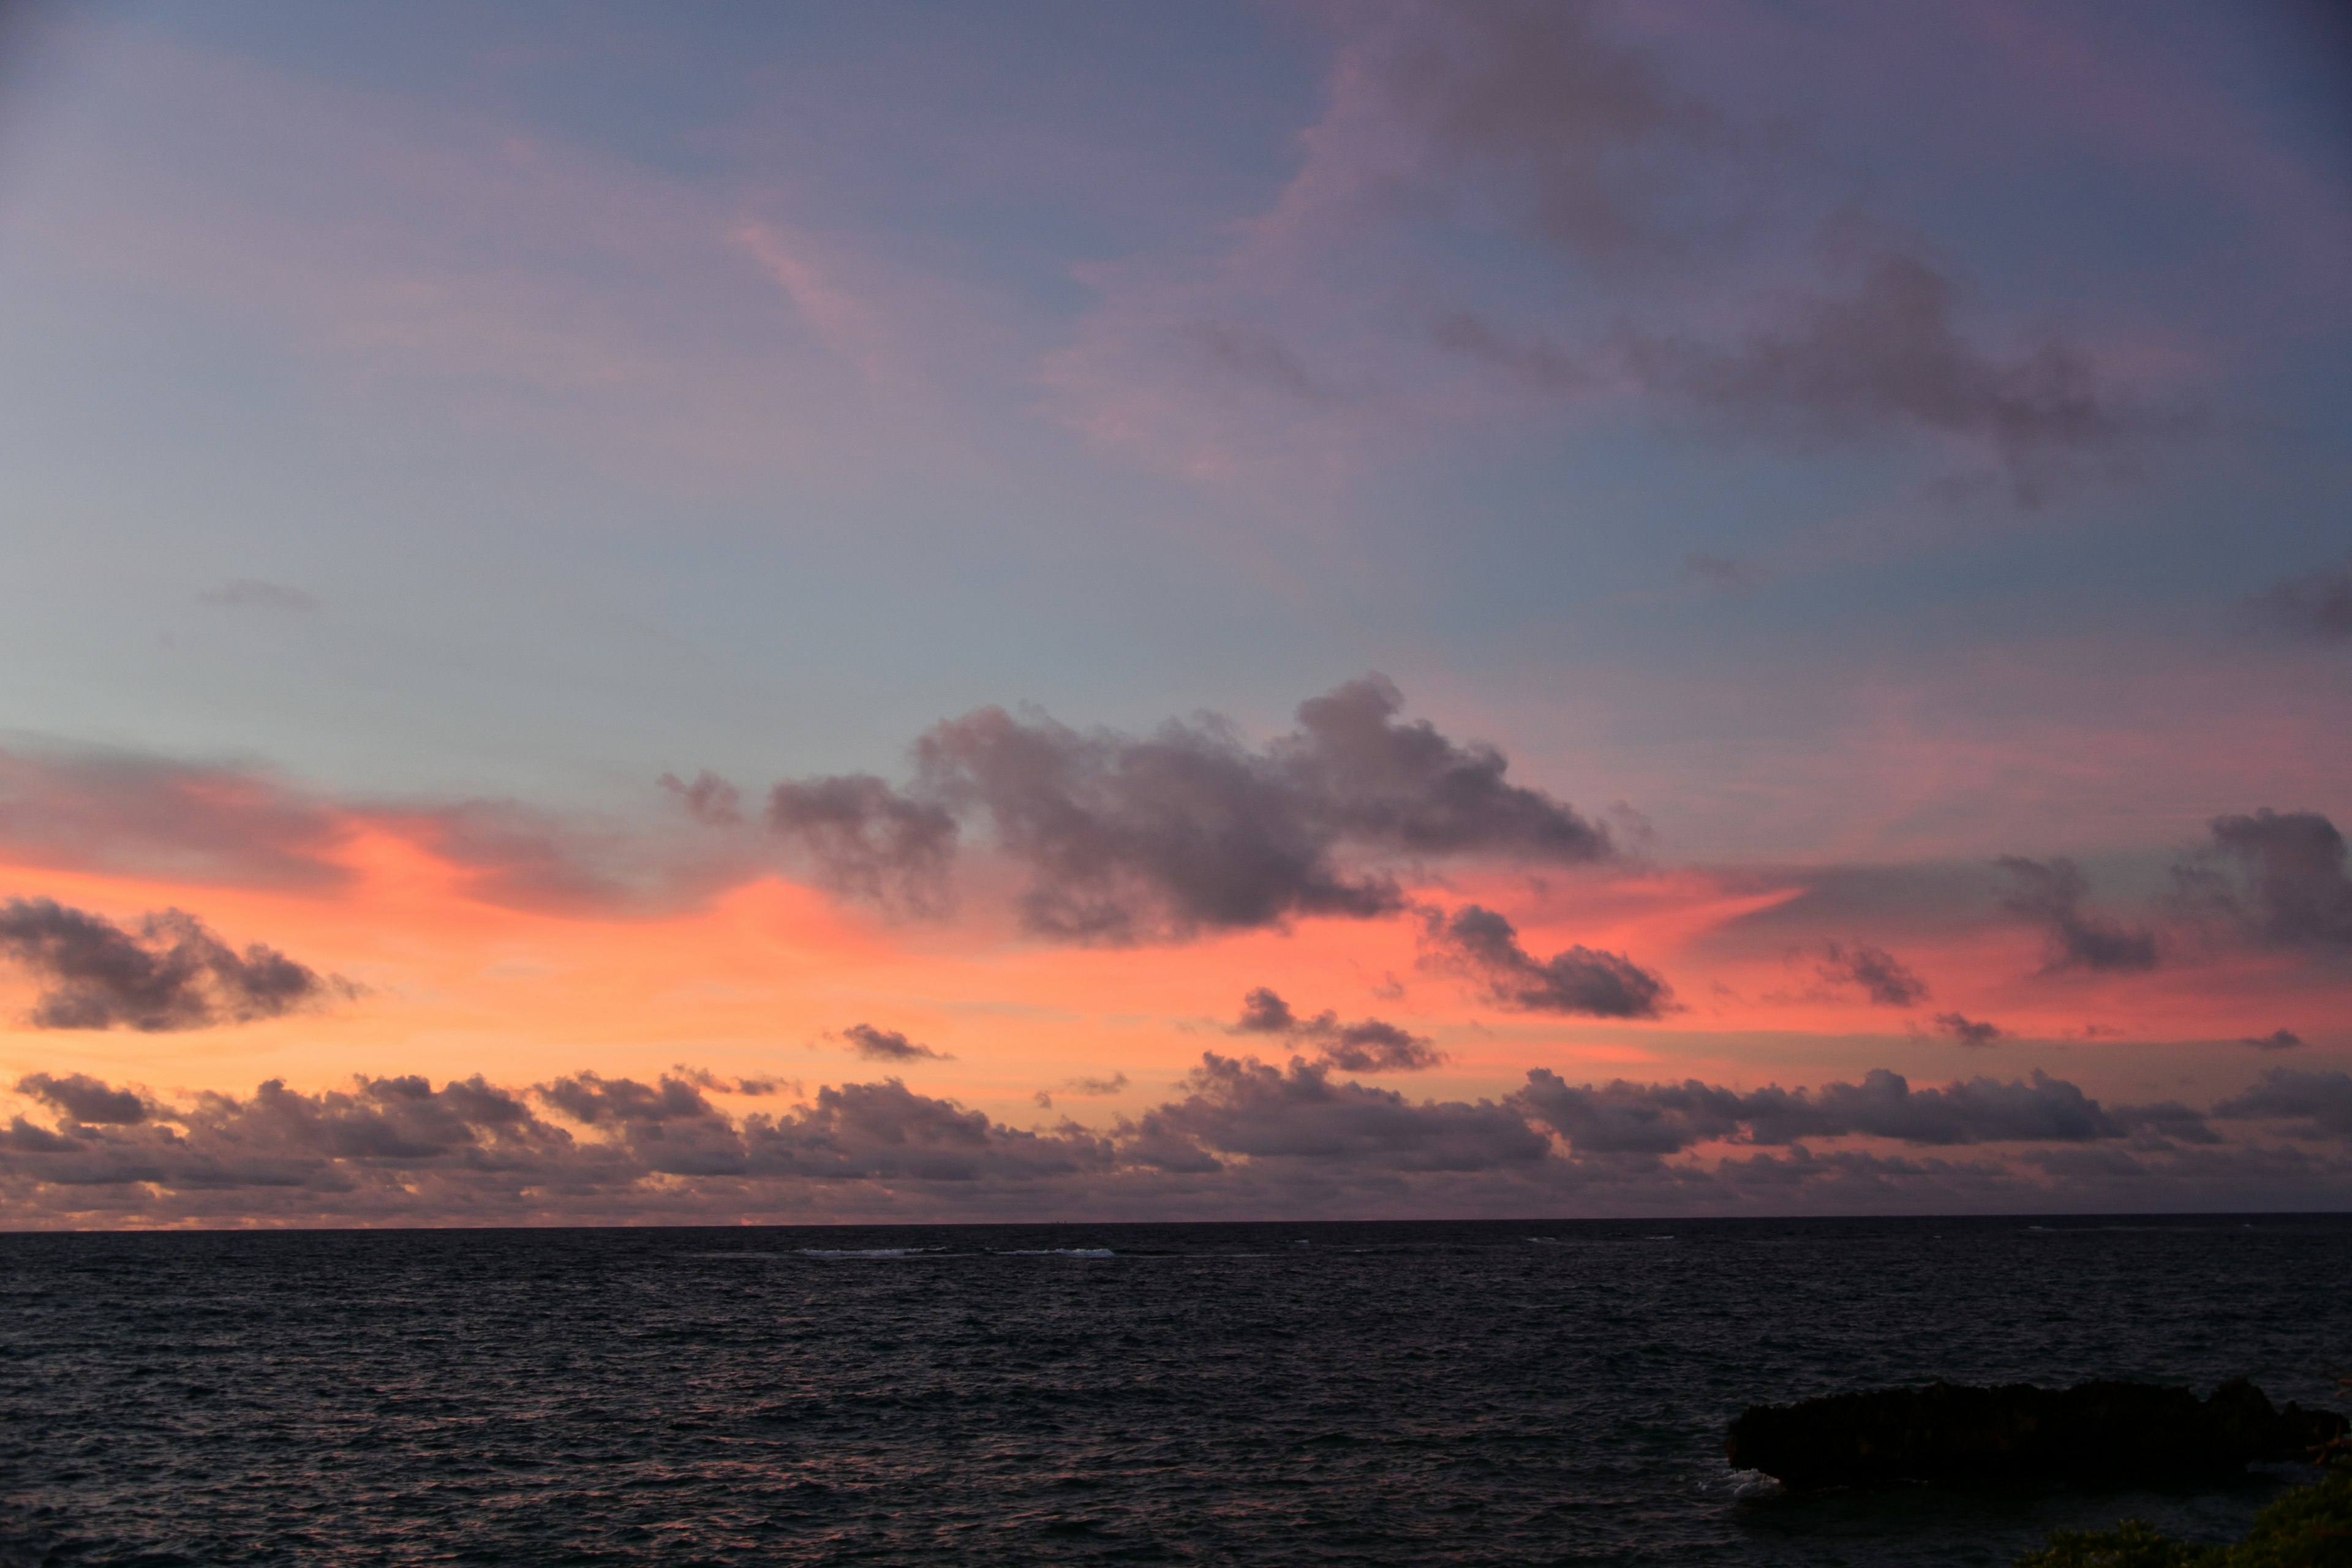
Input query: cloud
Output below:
<box><xmin>747</xmin><ymin>1079</ymin><xmax>1114</xmax><ymax>1184</ymax></box>
<box><xmin>2213</xmin><ymin>1070</ymin><xmax>2352</xmax><ymax>1142</ymax></box>
<box><xmin>2109</xmin><ymin>1100</ymin><xmax>2225</xmax><ymax>1147</ymax></box>
<box><xmin>2241</xmin><ymin>1028</ymin><xmax>2304</xmax><ymax>1050</ymax></box>
<box><xmin>197</xmin><ymin>578</ymin><xmax>320</xmax><ymax>612</ymax></box>
<box><xmin>670</xmin><ymin>1066</ymin><xmax>796</xmax><ymax>1098</ymax></box>
<box><xmin>5</xmin><ymin>1059</ymin><xmax>2342</xmax><ymax>1224</ymax></box>
<box><xmin>1034</xmin><ymin>1071</ymin><xmax>1128</xmax><ymax>1109</ymax></box>
<box><xmin>0</xmin><ymin>745</ymin><xmax>759</xmax><ymax>920</ymax></box>
<box><xmin>1514</xmin><ymin>1065</ymin><xmax>2150</xmax><ymax>1155</ymax></box>
<box><xmin>15</xmin><ymin>1071</ymin><xmax>146</xmax><ymax>1125</ymax></box>
<box><xmin>1997</xmin><ymin>856</ymin><xmax>2160</xmax><ymax>973</ymax></box>
<box><xmin>537</xmin><ymin>1071</ymin><xmax>722</xmax><ymax>1127</ymax></box>
<box><xmin>1366</xmin><ymin>0</ymin><xmax>1732</xmax><ymax>268</ymax></box>
<box><xmin>2245</xmin><ymin>564</ymin><xmax>2352</xmax><ymax>642</ymax></box>
<box><xmin>0</xmin><ymin>897</ymin><xmax>350</xmax><ymax>1031</ymax></box>
<box><xmin>1181</xmin><ymin>320</ymin><xmax>1330</xmax><ymax>403</ymax></box>
<box><xmin>2180</xmin><ymin>809</ymin><xmax>2352</xmax><ymax>950</ymax></box>
<box><xmin>766</xmin><ymin>773</ymin><xmax>959</xmax><ymax>916</ymax></box>
<box><xmin>1615</xmin><ymin>253</ymin><xmax>2175</xmax><ymax>501</ymax></box>
<box><xmin>1930</xmin><ymin>1012</ymin><xmax>2003</xmax><ymax>1048</ymax></box>
<box><xmin>1420</xmin><ymin>903</ymin><xmax>1670</xmax><ymax>1018</ymax></box>
<box><xmin>0</xmin><ymin>747</ymin><xmax>353</xmax><ymax>891</ymax></box>
<box><xmin>1813</xmin><ymin>940</ymin><xmax>1929</xmax><ymax>1006</ymax></box>
<box><xmin>658</xmin><ymin>770</ymin><xmax>744</xmax><ymax>827</ymax></box>
<box><xmin>770</xmin><ymin>677</ymin><xmax>1611</xmax><ymax>942</ymax></box>
<box><xmin>1127</xmin><ymin>1054</ymin><xmax>1550</xmax><ymax>1174</ymax></box>
<box><xmin>1229</xmin><ymin>986</ymin><xmax>1446</xmax><ymax>1072</ymax></box>
<box><xmin>839</xmin><ymin>1023</ymin><xmax>952</xmax><ymax>1063</ymax></box>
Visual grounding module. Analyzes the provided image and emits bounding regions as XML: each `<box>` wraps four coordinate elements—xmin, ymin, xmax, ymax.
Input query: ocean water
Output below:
<box><xmin>2</xmin><ymin>1215</ymin><xmax>2346</xmax><ymax>1566</ymax></box>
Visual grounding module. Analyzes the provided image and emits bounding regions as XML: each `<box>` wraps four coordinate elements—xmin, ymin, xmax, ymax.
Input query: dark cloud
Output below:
<box><xmin>771</xmin><ymin>677</ymin><xmax>1611</xmax><ymax>943</ymax></box>
<box><xmin>1515</xmin><ymin>1066</ymin><xmax>2141</xmax><ymax>1155</ymax></box>
<box><xmin>658</xmin><ymin>771</ymin><xmax>744</xmax><ymax>827</ymax></box>
<box><xmin>1422</xmin><ymin>903</ymin><xmax>1670</xmax><ymax>1018</ymax></box>
<box><xmin>2213</xmin><ymin>1070</ymin><xmax>2352</xmax><ymax>1142</ymax></box>
<box><xmin>538</xmin><ymin>1071</ymin><xmax>721</xmax><ymax>1128</ymax></box>
<box><xmin>1814</xmin><ymin>941</ymin><xmax>1929</xmax><ymax>1006</ymax></box>
<box><xmin>0</xmin><ymin>748</ymin><xmax>352</xmax><ymax>891</ymax></box>
<box><xmin>0</xmin><ymin>1071</ymin><xmax>567</xmax><ymax>1199</ymax></box>
<box><xmin>0</xmin><ymin>897</ymin><xmax>349</xmax><ymax>1031</ymax></box>
<box><xmin>744</xmin><ymin>1079</ymin><xmax>1114</xmax><ymax>1185</ymax></box>
<box><xmin>1616</xmin><ymin>254</ymin><xmax>2174</xmax><ymax>501</ymax></box>
<box><xmin>1931</xmin><ymin>1012</ymin><xmax>2003</xmax><ymax>1048</ymax></box>
<box><xmin>16</xmin><ymin>1071</ymin><xmax>146</xmax><ymax>1125</ymax></box>
<box><xmin>198</xmin><ymin>578</ymin><xmax>319</xmax><ymax>612</ymax></box>
<box><xmin>2242</xmin><ymin>1029</ymin><xmax>2304</xmax><ymax>1051</ymax></box>
<box><xmin>2108</xmin><ymin>1100</ymin><xmax>2225</xmax><ymax>1147</ymax></box>
<box><xmin>1128</xmin><ymin>1054</ymin><xmax>1550</xmax><ymax>1174</ymax></box>
<box><xmin>0</xmin><ymin>1060</ymin><xmax>2337</xmax><ymax>1223</ymax></box>
<box><xmin>2182</xmin><ymin>809</ymin><xmax>2352</xmax><ymax>950</ymax></box>
<box><xmin>2245</xmin><ymin>564</ymin><xmax>2352</xmax><ymax>641</ymax></box>
<box><xmin>766</xmin><ymin>773</ymin><xmax>959</xmax><ymax>916</ymax></box>
<box><xmin>1997</xmin><ymin>856</ymin><xmax>2160</xmax><ymax>974</ymax></box>
<box><xmin>1229</xmin><ymin>986</ymin><xmax>1445</xmax><ymax>1072</ymax></box>
<box><xmin>839</xmin><ymin>1024</ymin><xmax>952</xmax><ymax>1063</ymax></box>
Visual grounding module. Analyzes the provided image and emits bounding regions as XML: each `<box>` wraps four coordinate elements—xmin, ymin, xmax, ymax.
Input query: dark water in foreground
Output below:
<box><xmin>2</xmin><ymin>1216</ymin><xmax>2347</xmax><ymax>1566</ymax></box>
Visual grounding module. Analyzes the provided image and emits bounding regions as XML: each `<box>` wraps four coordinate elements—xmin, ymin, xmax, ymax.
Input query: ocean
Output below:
<box><xmin>2</xmin><ymin>1215</ymin><xmax>2346</xmax><ymax>1565</ymax></box>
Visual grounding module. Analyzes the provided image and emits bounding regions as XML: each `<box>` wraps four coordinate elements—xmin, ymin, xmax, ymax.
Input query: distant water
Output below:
<box><xmin>3</xmin><ymin>1215</ymin><xmax>2348</xmax><ymax>1566</ymax></box>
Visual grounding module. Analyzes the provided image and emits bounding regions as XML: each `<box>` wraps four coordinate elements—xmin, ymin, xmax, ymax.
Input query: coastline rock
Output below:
<box><xmin>1727</xmin><ymin>1378</ymin><xmax>2346</xmax><ymax>1490</ymax></box>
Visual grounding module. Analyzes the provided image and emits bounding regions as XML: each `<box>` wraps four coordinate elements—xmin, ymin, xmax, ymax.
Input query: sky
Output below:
<box><xmin>0</xmin><ymin>0</ymin><xmax>2348</xmax><ymax>1227</ymax></box>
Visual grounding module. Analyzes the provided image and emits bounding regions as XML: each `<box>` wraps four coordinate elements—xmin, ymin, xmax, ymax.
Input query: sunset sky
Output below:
<box><xmin>1</xmin><ymin>0</ymin><xmax>2347</xmax><ymax>1226</ymax></box>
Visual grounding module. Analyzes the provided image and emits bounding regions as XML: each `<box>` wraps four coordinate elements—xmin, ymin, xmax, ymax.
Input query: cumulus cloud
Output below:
<box><xmin>1229</xmin><ymin>987</ymin><xmax>1446</xmax><ymax>1072</ymax></box>
<box><xmin>1126</xmin><ymin>1054</ymin><xmax>1550</xmax><ymax>1175</ymax></box>
<box><xmin>2245</xmin><ymin>564</ymin><xmax>2352</xmax><ymax>642</ymax></box>
<box><xmin>3</xmin><ymin>1058</ymin><xmax>2341</xmax><ymax>1224</ymax></box>
<box><xmin>2213</xmin><ymin>1070</ymin><xmax>2352</xmax><ymax>1142</ymax></box>
<box><xmin>658</xmin><ymin>770</ymin><xmax>744</xmax><ymax>827</ymax></box>
<box><xmin>1515</xmin><ymin>1066</ymin><xmax>2158</xmax><ymax>1155</ymax></box>
<box><xmin>15</xmin><ymin>1071</ymin><xmax>146</xmax><ymax>1125</ymax></box>
<box><xmin>2179</xmin><ymin>809</ymin><xmax>2352</xmax><ymax>951</ymax></box>
<box><xmin>1930</xmin><ymin>1012</ymin><xmax>2004</xmax><ymax>1048</ymax></box>
<box><xmin>838</xmin><ymin>1024</ymin><xmax>952</xmax><ymax>1063</ymax></box>
<box><xmin>766</xmin><ymin>773</ymin><xmax>959</xmax><ymax>915</ymax></box>
<box><xmin>1997</xmin><ymin>856</ymin><xmax>2160</xmax><ymax>973</ymax></box>
<box><xmin>1420</xmin><ymin>903</ymin><xmax>1670</xmax><ymax>1018</ymax></box>
<box><xmin>0</xmin><ymin>897</ymin><xmax>349</xmax><ymax>1031</ymax></box>
<box><xmin>1813</xmin><ymin>940</ymin><xmax>1929</xmax><ymax>1006</ymax></box>
<box><xmin>769</xmin><ymin>677</ymin><xmax>1611</xmax><ymax>942</ymax></box>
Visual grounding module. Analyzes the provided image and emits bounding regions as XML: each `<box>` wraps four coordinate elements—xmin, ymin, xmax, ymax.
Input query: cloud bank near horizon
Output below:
<box><xmin>6</xmin><ymin>1057</ymin><xmax>2348</xmax><ymax>1227</ymax></box>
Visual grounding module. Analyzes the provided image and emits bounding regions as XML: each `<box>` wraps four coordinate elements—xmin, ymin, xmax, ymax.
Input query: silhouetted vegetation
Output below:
<box><xmin>2016</xmin><ymin>1465</ymin><xmax>2352</xmax><ymax>1567</ymax></box>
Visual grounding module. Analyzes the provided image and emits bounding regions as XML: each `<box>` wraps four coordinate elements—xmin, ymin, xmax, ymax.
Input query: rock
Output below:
<box><xmin>1726</xmin><ymin>1378</ymin><xmax>2347</xmax><ymax>1491</ymax></box>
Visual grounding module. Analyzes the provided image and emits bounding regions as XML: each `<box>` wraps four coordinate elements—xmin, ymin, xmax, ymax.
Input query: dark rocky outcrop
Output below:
<box><xmin>1727</xmin><ymin>1378</ymin><xmax>2346</xmax><ymax>1491</ymax></box>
